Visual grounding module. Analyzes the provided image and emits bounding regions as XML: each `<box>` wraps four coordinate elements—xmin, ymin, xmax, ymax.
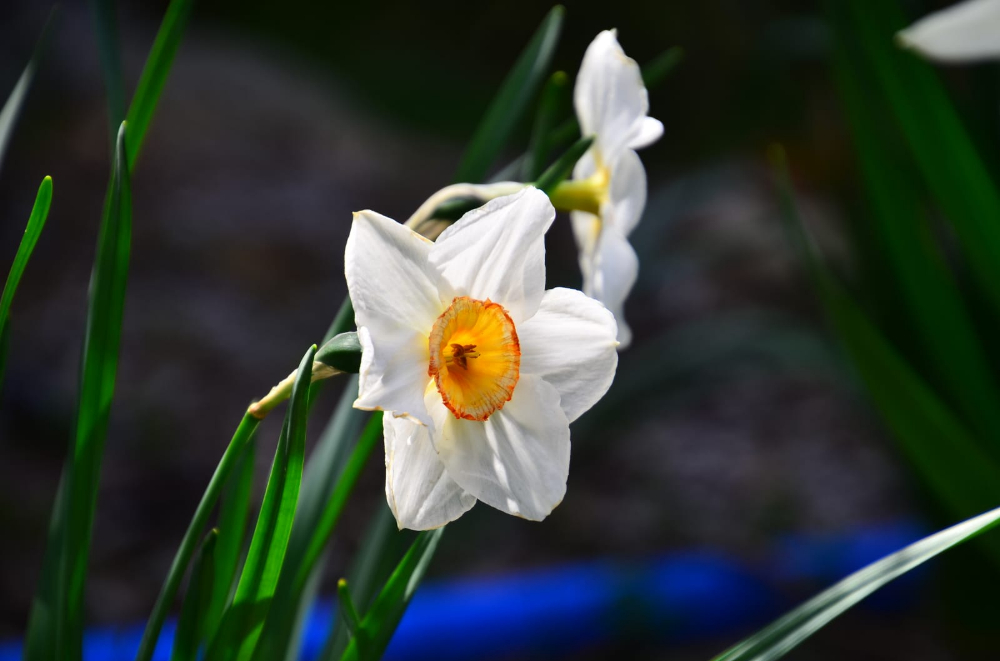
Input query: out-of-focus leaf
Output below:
<box><xmin>772</xmin><ymin>146</ymin><xmax>1000</xmax><ymax>552</ymax></box>
<box><xmin>208</xmin><ymin>345</ymin><xmax>316</xmax><ymax>661</ymax></box>
<box><xmin>0</xmin><ymin>176</ymin><xmax>52</xmax><ymax>387</ymax></box>
<box><xmin>534</xmin><ymin>135</ymin><xmax>593</xmax><ymax>195</ymax></box>
<box><xmin>522</xmin><ymin>71</ymin><xmax>568</xmax><ymax>181</ymax></box>
<box><xmin>711</xmin><ymin>505</ymin><xmax>1000</xmax><ymax>661</ymax></box>
<box><xmin>641</xmin><ymin>46</ymin><xmax>684</xmax><ymax>89</ymax></box>
<box><xmin>453</xmin><ymin>6</ymin><xmax>564</xmax><ymax>183</ymax></box>
<box><xmin>170</xmin><ymin>530</ymin><xmax>218</xmax><ymax>661</ymax></box>
<box><xmin>340</xmin><ymin>529</ymin><xmax>445</xmax><ymax>661</ymax></box>
<box><xmin>203</xmin><ymin>438</ymin><xmax>257</xmax><ymax>642</ymax></box>
<box><xmin>843</xmin><ymin>1</ymin><xmax>1000</xmax><ymax>318</ymax></box>
<box><xmin>91</xmin><ymin>0</ymin><xmax>126</xmax><ymax>147</ymax></box>
<box><xmin>133</xmin><ymin>414</ymin><xmax>261</xmax><ymax>661</ymax></box>
<box><xmin>124</xmin><ymin>0</ymin><xmax>194</xmax><ymax>168</ymax></box>
<box><xmin>830</xmin><ymin>7</ymin><xmax>1000</xmax><ymax>449</ymax></box>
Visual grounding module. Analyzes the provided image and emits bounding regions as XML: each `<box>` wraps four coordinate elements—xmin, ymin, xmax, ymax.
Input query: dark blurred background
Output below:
<box><xmin>0</xmin><ymin>0</ymin><xmax>993</xmax><ymax>659</ymax></box>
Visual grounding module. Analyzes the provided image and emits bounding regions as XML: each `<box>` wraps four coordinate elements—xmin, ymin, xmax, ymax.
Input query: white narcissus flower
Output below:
<box><xmin>345</xmin><ymin>187</ymin><xmax>619</xmax><ymax>531</ymax></box>
<box><xmin>557</xmin><ymin>29</ymin><xmax>663</xmax><ymax>349</ymax></box>
<box><xmin>897</xmin><ymin>0</ymin><xmax>1000</xmax><ymax>62</ymax></box>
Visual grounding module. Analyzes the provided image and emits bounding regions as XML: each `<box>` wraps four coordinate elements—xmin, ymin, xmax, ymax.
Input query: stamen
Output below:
<box><xmin>447</xmin><ymin>343</ymin><xmax>480</xmax><ymax>370</ymax></box>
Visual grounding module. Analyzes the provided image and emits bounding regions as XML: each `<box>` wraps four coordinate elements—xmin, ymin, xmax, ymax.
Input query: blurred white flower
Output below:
<box><xmin>897</xmin><ymin>0</ymin><xmax>1000</xmax><ymax>62</ymax></box>
<box><xmin>556</xmin><ymin>29</ymin><xmax>662</xmax><ymax>349</ymax></box>
<box><xmin>345</xmin><ymin>187</ymin><xmax>619</xmax><ymax>530</ymax></box>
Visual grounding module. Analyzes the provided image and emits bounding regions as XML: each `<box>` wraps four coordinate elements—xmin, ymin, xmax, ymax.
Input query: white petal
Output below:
<box><xmin>605</xmin><ymin>149</ymin><xmax>647</xmax><ymax>237</ymax></box>
<box><xmin>629</xmin><ymin>117</ymin><xmax>664</xmax><ymax>150</ymax></box>
<box><xmin>346</xmin><ymin>210</ymin><xmax>452</xmax><ymax>424</ymax></box>
<box><xmin>590</xmin><ymin>226</ymin><xmax>638</xmax><ymax>348</ymax></box>
<box><xmin>384</xmin><ymin>413</ymin><xmax>476</xmax><ymax>531</ymax></box>
<box><xmin>355</xmin><ymin>326</ymin><xmax>434</xmax><ymax>426</ymax></box>
<box><xmin>430</xmin><ymin>187</ymin><xmax>554</xmax><ymax>323</ymax></box>
<box><xmin>518</xmin><ymin>288</ymin><xmax>618</xmax><ymax>422</ymax></box>
<box><xmin>897</xmin><ymin>0</ymin><xmax>1000</xmax><ymax>62</ymax></box>
<box><xmin>429</xmin><ymin>375</ymin><xmax>570</xmax><ymax>521</ymax></box>
<box><xmin>574</xmin><ymin>30</ymin><xmax>652</xmax><ymax>160</ymax></box>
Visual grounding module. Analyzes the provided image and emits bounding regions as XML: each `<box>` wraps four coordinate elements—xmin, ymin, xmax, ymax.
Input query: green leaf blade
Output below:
<box><xmin>170</xmin><ymin>530</ymin><xmax>218</xmax><ymax>661</ymax></box>
<box><xmin>210</xmin><ymin>345</ymin><xmax>316</xmax><ymax>661</ymax></box>
<box><xmin>124</xmin><ymin>0</ymin><xmax>195</xmax><ymax>168</ymax></box>
<box><xmin>341</xmin><ymin>528</ymin><xmax>445</xmax><ymax>661</ymax></box>
<box><xmin>453</xmin><ymin>6</ymin><xmax>564</xmax><ymax>184</ymax></box>
<box><xmin>0</xmin><ymin>175</ymin><xmax>53</xmax><ymax>386</ymax></box>
<box><xmin>712</xmin><ymin>505</ymin><xmax>1000</xmax><ymax>661</ymax></box>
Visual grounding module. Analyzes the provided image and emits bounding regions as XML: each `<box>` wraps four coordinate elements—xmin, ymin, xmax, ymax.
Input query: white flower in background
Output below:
<box><xmin>897</xmin><ymin>0</ymin><xmax>1000</xmax><ymax>62</ymax></box>
<box><xmin>345</xmin><ymin>187</ymin><xmax>619</xmax><ymax>530</ymax></box>
<box><xmin>556</xmin><ymin>29</ymin><xmax>663</xmax><ymax>349</ymax></box>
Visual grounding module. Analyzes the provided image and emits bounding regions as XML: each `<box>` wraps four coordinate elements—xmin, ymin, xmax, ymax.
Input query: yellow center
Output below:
<box><xmin>428</xmin><ymin>296</ymin><xmax>520</xmax><ymax>421</ymax></box>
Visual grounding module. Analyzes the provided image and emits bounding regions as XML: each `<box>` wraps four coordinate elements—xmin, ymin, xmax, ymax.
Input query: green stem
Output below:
<box><xmin>133</xmin><ymin>414</ymin><xmax>260</xmax><ymax>661</ymax></box>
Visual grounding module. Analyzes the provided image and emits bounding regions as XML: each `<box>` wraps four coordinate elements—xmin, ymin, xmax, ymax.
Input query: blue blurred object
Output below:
<box><xmin>0</xmin><ymin>520</ymin><xmax>926</xmax><ymax>661</ymax></box>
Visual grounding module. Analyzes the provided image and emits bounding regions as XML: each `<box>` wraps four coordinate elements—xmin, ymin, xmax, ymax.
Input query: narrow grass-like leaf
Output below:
<box><xmin>124</xmin><ymin>0</ymin><xmax>194</xmax><ymax>169</ymax></box>
<box><xmin>641</xmin><ymin>46</ymin><xmax>684</xmax><ymax>89</ymax></box>
<box><xmin>319</xmin><ymin>506</ymin><xmax>405</xmax><ymax>661</ymax></box>
<box><xmin>292</xmin><ymin>413</ymin><xmax>384</xmax><ymax>601</ymax></box>
<box><xmin>39</xmin><ymin>121</ymin><xmax>132</xmax><ymax>661</ymax></box>
<box><xmin>772</xmin><ymin>147</ymin><xmax>1000</xmax><ymax>549</ymax></box>
<box><xmin>171</xmin><ymin>530</ymin><xmax>218</xmax><ymax>661</ymax></box>
<box><xmin>91</xmin><ymin>0</ymin><xmax>126</xmax><ymax>148</ymax></box>
<box><xmin>453</xmin><ymin>6</ymin><xmax>564</xmax><ymax>183</ymax></box>
<box><xmin>522</xmin><ymin>71</ymin><xmax>568</xmax><ymax>181</ymax></box>
<box><xmin>0</xmin><ymin>176</ymin><xmax>52</xmax><ymax>387</ymax></box>
<box><xmin>251</xmin><ymin>380</ymin><xmax>367</xmax><ymax>661</ymax></box>
<box><xmin>209</xmin><ymin>345</ymin><xmax>316</xmax><ymax>661</ymax></box>
<box><xmin>534</xmin><ymin>135</ymin><xmax>593</xmax><ymax>195</ymax></box>
<box><xmin>203</xmin><ymin>437</ymin><xmax>257</xmax><ymax>642</ymax></box>
<box><xmin>711</xmin><ymin>504</ymin><xmax>1000</xmax><ymax>661</ymax></box>
<box><xmin>335</xmin><ymin>579</ymin><xmax>363</xmax><ymax>642</ymax></box>
<box><xmin>830</xmin><ymin>11</ymin><xmax>1000</xmax><ymax>450</ymax></box>
<box><xmin>842</xmin><ymin>0</ymin><xmax>1000</xmax><ymax>316</ymax></box>
<box><xmin>133</xmin><ymin>414</ymin><xmax>261</xmax><ymax>661</ymax></box>
<box><xmin>340</xmin><ymin>529</ymin><xmax>445</xmax><ymax>661</ymax></box>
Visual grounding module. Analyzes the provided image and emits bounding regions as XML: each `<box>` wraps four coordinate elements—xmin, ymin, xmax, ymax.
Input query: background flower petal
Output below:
<box><xmin>606</xmin><ymin>148</ymin><xmax>647</xmax><ymax>237</ymax></box>
<box><xmin>897</xmin><ymin>0</ymin><xmax>1000</xmax><ymax>62</ymax></box>
<box><xmin>430</xmin><ymin>375</ymin><xmax>570</xmax><ymax>521</ymax></box>
<box><xmin>574</xmin><ymin>29</ymin><xmax>651</xmax><ymax>160</ymax></box>
<box><xmin>518</xmin><ymin>288</ymin><xmax>619</xmax><ymax>422</ymax></box>
<box><xmin>590</xmin><ymin>226</ymin><xmax>638</xmax><ymax>348</ymax></box>
<box><xmin>629</xmin><ymin>116</ymin><xmax>664</xmax><ymax>150</ymax></box>
<box><xmin>384</xmin><ymin>412</ymin><xmax>477</xmax><ymax>531</ymax></box>
<box><xmin>430</xmin><ymin>187</ymin><xmax>553</xmax><ymax>323</ymax></box>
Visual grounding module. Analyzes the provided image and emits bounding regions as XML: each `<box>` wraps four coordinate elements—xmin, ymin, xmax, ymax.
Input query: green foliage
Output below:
<box><xmin>207</xmin><ymin>345</ymin><xmax>316</xmax><ymax>661</ymax></box>
<box><xmin>534</xmin><ymin>135</ymin><xmax>593</xmax><ymax>195</ymax></box>
<box><xmin>711</xmin><ymin>505</ymin><xmax>1000</xmax><ymax>661</ymax></box>
<box><xmin>134</xmin><ymin>415</ymin><xmax>261</xmax><ymax>661</ymax></box>
<box><xmin>0</xmin><ymin>176</ymin><xmax>52</xmax><ymax>387</ymax></box>
<box><xmin>22</xmin><ymin>122</ymin><xmax>132</xmax><ymax>661</ymax></box>
<box><xmin>124</xmin><ymin>0</ymin><xmax>195</xmax><ymax>168</ymax></box>
<box><xmin>315</xmin><ymin>332</ymin><xmax>362</xmax><ymax>374</ymax></box>
<box><xmin>339</xmin><ymin>529</ymin><xmax>445</xmax><ymax>661</ymax></box>
<box><xmin>171</xmin><ymin>530</ymin><xmax>218</xmax><ymax>661</ymax></box>
<box><xmin>453</xmin><ymin>5</ymin><xmax>564</xmax><ymax>184</ymax></box>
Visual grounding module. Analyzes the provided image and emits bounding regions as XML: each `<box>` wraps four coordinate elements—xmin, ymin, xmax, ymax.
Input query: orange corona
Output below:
<box><xmin>428</xmin><ymin>296</ymin><xmax>520</xmax><ymax>421</ymax></box>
